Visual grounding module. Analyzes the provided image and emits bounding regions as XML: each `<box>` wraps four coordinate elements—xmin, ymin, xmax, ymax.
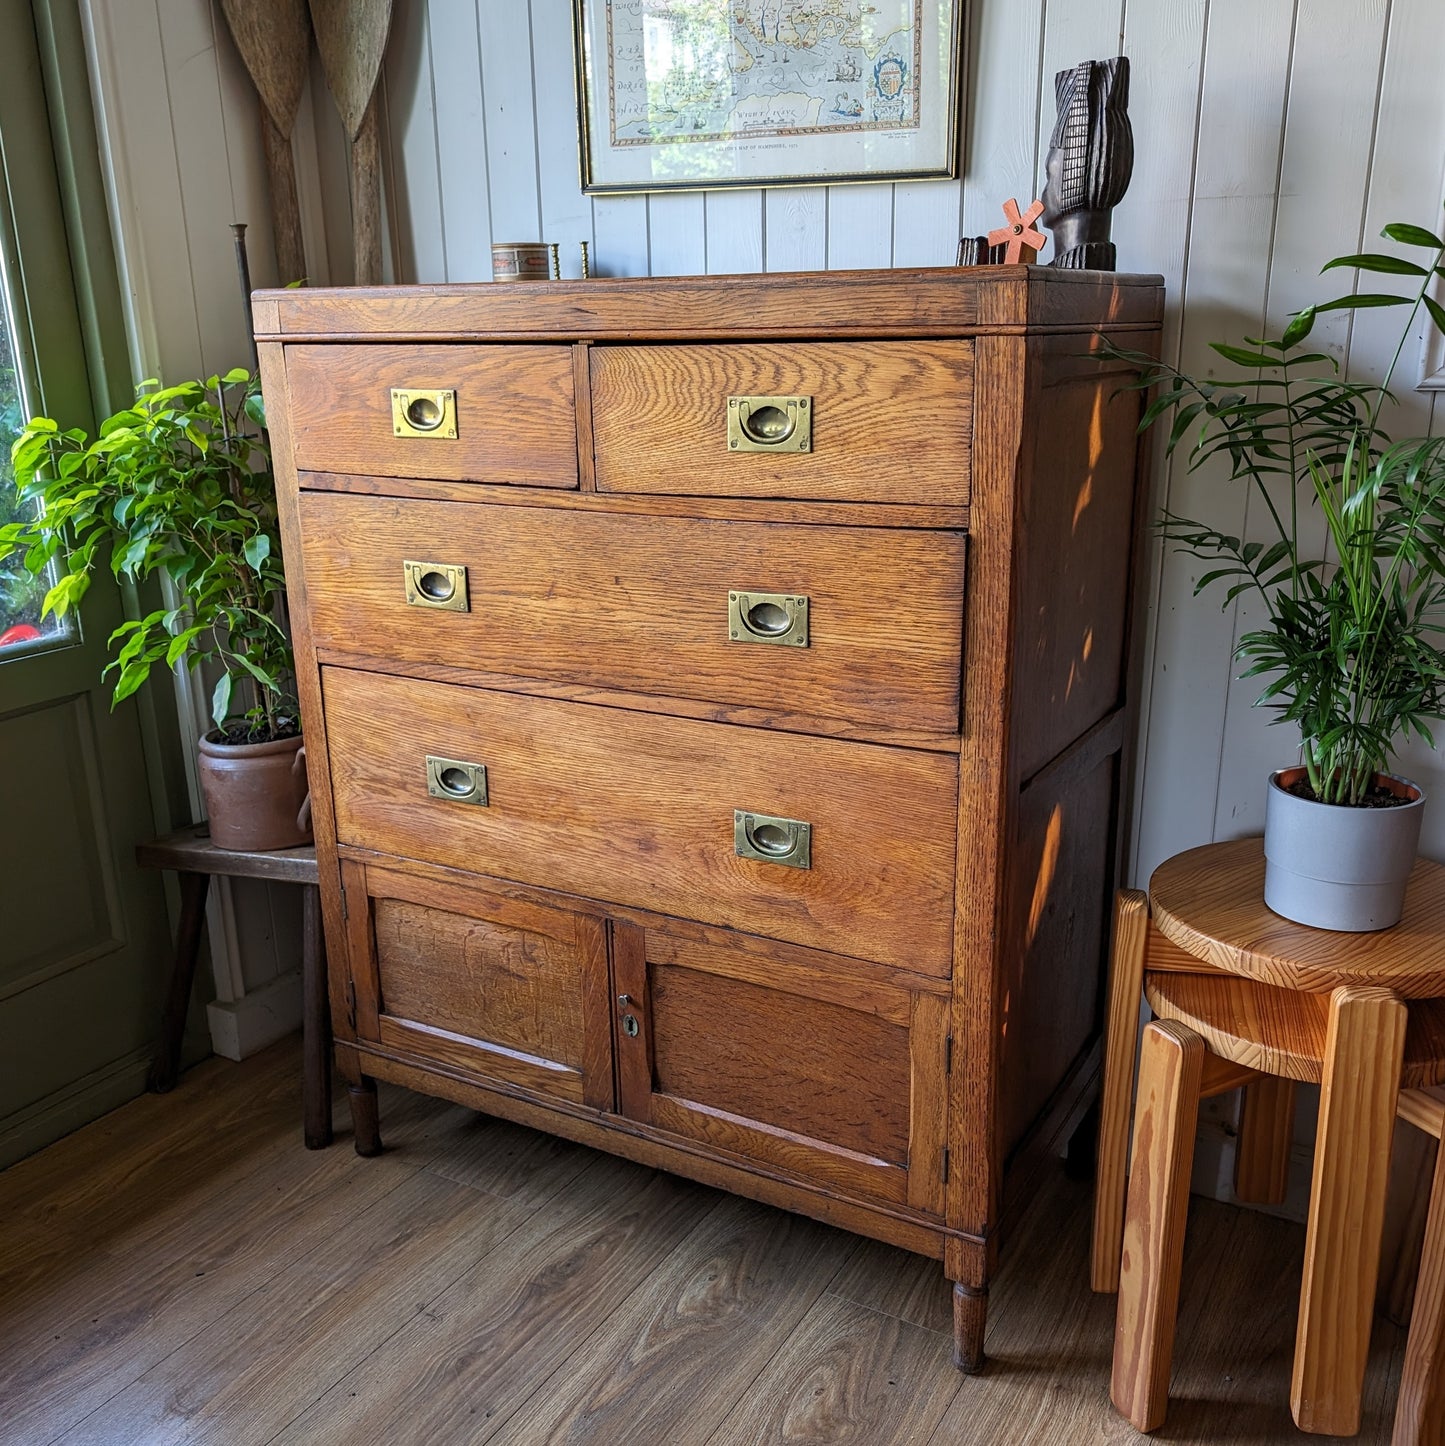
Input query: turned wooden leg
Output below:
<box><xmin>1292</xmin><ymin>986</ymin><xmax>1407</xmax><ymax>1436</ymax></box>
<box><xmin>1111</xmin><ymin>1019</ymin><xmax>1204</xmax><ymax>1434</ymax></box>
<box><xmin>1394</xmin><ymin>1123</ymin><xmax>1445</xmax><ymax>1446</ymax></box>
<box><xmin>952</xmin><ymin>1281</ymin><xmax>988</xmax><ymax>1373</ymax></box>
<box><xmin>1092</xmin><ymin>888</ymin><xmax>1149</xmax><ymax>1293</ymax></box>
<box><xmin>147</xmin><ymin>871</ymin><xmax>211</xmax><ymax>1094</ymax></box>
<box><xmin>1234</xmin><ymin>1076</ymin><xmax>1295</xmax><ymax>1205</ymax></box>
<box><xmin>302</xmin><ymin>884</ymin><xmax>333</xmax><ymax>1150</ymax></box>
<box><xmin>348</xmin><ymin>1077</ymin><xmax>383</xmax><ymax>1157</ymax></box>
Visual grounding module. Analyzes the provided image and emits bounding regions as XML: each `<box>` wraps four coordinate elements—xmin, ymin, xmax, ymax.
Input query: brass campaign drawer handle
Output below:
<box><xmin>426</xmin><ymin>755</ymin><xmax>488</xmax><ymax>806</ymax></box>
<box><xmin>392</xmin><ymin>388</ymin><xmax>457</xmax><ymax>438</ymax></box>
<box><xmin>404</xmin><ymin>560</ymin><xmax>469</xmax><ymax>612</ymax></box>
<box><xmin>728</xmin><ymin>590</ymin><xmax>809</xmax><ymax>647</ymax></box>
<box><xmin>727</xmin><ymin>395</ymin><xmax>811</xmax><ymax>452</ymax></box>
<box><xmin>734</xmin><ymin>810</ymin><xmax>811</xmax><ymax>869</ymax></box>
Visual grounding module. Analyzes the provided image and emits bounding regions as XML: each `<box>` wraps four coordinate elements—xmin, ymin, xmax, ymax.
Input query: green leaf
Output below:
<box><xmin>242</xmin><ymin>533</ymin><xmax>271</xmax><ymax>571</ymax></box>
<box><xmin>243</xmin><ymin>390</ymin><xmax>267</xmax><ymax>430</ymax></box>
<box><xmin>1208</xmin><ymin>343</ymin><xmax>1281</xmax><ymax>368</ymax></box>
<box><xmin>1383</xmin><ymin>222</ymin><xmax>1445</xmax><ymax>249</ymax></box>
<box><xmin>1281</xmin><ymin>307</ymin><xmax>1316</xmax><ymax>348</ymax></box>
<box><xmin>1424</xmin><ymin>296</ymin><xmax>1445</xmax><ymax>335</ymax></box>
<box><xmin>1315</xmin><ymin>293</ymin><xmax>1415</xmax><ymax>312</ymax></box>
<box><xmin>211</xmin><ymin>673</ymin><xmax>234</xmax><ymax>728</ymax></box>
<box><xmin>1321</xmin><ymin>252</ymin><xmax>1430</xmax><ymax>277</ymax></box>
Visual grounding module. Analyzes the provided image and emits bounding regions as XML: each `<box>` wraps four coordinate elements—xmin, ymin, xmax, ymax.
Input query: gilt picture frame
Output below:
<box><xmin>573</xmin><ymin>1</ymin><xmax>967</xmax><ymax>194</ymax></box>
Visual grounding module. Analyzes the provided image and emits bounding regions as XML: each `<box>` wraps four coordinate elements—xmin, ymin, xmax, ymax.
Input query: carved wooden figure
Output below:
<box><xmin>1042</xmin><ymin>56</ymin><xmax>1134</xmax><ymax>271</ymax></box>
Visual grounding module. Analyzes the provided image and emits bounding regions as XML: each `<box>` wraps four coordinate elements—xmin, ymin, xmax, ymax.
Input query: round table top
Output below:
<box><xmin>1148</xmin><ymin>836</ymin><xmax>1445</xmax><ymax>998</ymax></box>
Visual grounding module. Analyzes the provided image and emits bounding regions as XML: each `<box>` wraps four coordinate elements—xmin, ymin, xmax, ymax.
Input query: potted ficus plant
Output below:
<box><xmin>0</xmin><ymin>368</ymin><xmax>310</xmax><ymax>851</ymax></box>
<box><xmin>1114</xmin><ymin>216</ymin><xmax>1445</xmax><ymax>930</ymax></box>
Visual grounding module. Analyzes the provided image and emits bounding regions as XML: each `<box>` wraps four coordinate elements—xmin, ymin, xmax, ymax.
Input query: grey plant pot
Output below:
<box><xmin>1263</xmin><ymin>766</ymin><xmax>1425</xmax><ymax>931</ymax></box>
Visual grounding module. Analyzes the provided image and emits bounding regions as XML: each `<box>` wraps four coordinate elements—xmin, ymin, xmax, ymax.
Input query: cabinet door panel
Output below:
<box><xmin>343</xmin><ymin>860</ymin><xmax>612</xmax><ymax>1109</ymax></box>
<box><xmin>613</xmin><ymin>923</ymin><xmax>948</xmax><ymax>1213</ymax></box>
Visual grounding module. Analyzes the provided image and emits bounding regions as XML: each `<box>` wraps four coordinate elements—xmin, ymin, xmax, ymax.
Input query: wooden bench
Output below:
<box><xmin>136</xmin><ymin>824</ymin><xmax>331</xmax><ymax>1149</ymax></box>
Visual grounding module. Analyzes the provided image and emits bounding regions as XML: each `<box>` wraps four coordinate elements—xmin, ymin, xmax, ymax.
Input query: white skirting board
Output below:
<box><xmin>206</xmin><ymin>969</ymin><xmax>303</xmax><ymax>1062</ymax></box>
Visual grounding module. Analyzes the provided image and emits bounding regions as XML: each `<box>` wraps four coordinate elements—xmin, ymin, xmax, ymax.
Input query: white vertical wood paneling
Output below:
<box><xmin>1131</xmin><ymin>0</ymin><xmax>1298</xmax><ymax>884</ymax></box>
<box><xmin>384</xmin><ymin>0</ymin><xmax>446</xmax><ymax>282</ymax></box>
<box><xmin>826</xmin><ymin>184</ymin><xmax>893</xmax><ymax>270</ymax></box>
<box><xmin>705</xmin><ymin>189</ymin><xmax>763</xmax><ymax>274</ymax></box>
<box><xmin>1210</xmin><ymin>0</ymin><xmax>1390</xmax><ymax>844</ymax></box>
<box><xmin>427</xmin><ymin>0</ymin><xmax>491</xmax><ymax>281</ymax></box>
<box><xmin>648</xmin><ymin>192</ymin><xmax>707</xmax><ymax>277</ymax></box>
<box><xmin>591</xmin><ymin>194</ymin><xmax>650</xmax><ymax>276</ymax></box>
<box><xmin>766</xmin><ymin>186</ymin><xmax>826</xmax><ymax>271</ymax></box>
<box><xmin>476</xmin><ymin>1</ymin><xmax>541</xmax><ymax>257</ymax></box>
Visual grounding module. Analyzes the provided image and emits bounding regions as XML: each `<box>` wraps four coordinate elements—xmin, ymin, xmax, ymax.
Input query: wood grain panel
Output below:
<box><xmin>297</xmin><ymin>491</ymin><xmax>966</xmax><ymax>737</ymax></box>
<box><xmin>1150</xmin><ymin>837</ymin><xmax>1445</xmax><ymax>998</ymax></box>
<box><xmin>590</xmin><ymin>341</ymin><xmax>973</xmax><ymax>504</ymax></box>
<box><xmin>649</xmin><ymin>965</ymin><xmax>911</xmax><ymax>1164</ymax></box>
<box><xmin>374</xmin><ymin>898</ymin><xmax>584</xmax><ymax>1067</ymax></box>
<box><xmin>284</xmin><ymin>342</ymin><xmax>577</xmax><ymax>485</ymax></box>
<box><xmin>352</xmin><ymin>862</ymin><xmax>614</xmax><ymax>1109</ymax></box>
<box><xmin>256</xmin><ymin>269</ymin><xmax>1166</xmax><ymax>342</ymax></box>
<box><xmin>321</xmin><ymin>668</ymin><xmax>959</xmax><ymax>973</ymax></box>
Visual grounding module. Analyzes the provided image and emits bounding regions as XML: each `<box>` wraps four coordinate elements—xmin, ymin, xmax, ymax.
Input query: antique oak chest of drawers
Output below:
<box><xmin>255</xmin><ymin>267</ymin><xmax>1164</xmax><ymax>1369</ymax></box>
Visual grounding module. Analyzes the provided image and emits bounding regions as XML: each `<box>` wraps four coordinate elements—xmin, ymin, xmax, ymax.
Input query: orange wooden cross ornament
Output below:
<box><xmin>988</xmin><ymin>197</ymin><xmax>1047</xmax><ymax>264</ymax></box>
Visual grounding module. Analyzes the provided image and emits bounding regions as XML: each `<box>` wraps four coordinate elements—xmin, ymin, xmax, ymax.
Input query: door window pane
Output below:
<box><xmin>0</xmin><ymin>267</ymin><xmax>66</xmax><ymax>655</ymax></box>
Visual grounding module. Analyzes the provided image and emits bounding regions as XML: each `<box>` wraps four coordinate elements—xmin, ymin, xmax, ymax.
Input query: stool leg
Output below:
<box><xmin>1234</xmin><ymin>1077</ymin><xmax>1295</xmax><ymax>1205</ymax></box>
<box><xmin>1292</xmin><ymin>985</ymin><xmax>1407</xmax><ymax>1436</ymax></box>
<box><xmin>1381</xmin><ymin>1125</ymin><xmax>1439</xmax><ymax>1328</ymax></box>
<box><xmin>1093</xmin><ymin>888</ymin><xmax>1150</xmax><ymax>1293</ymax></box>
<box><xmin>302</xmin><ymin>884</ymin><xmax>333</xmax><ymax>1150</ymax></box>
<box><xmin>146</xmin><ymin>871</ymin><xmax>211</xmax><ymax>1094</ymax></box>
<box><xmin>1111</xmin><ymin>1019</ymin><xmax>1205</xmax><ymax>1433</ymax></box>
<box><xmin>1394</xmin><ymin>1128</ymin><xmax>1445</xmax><ymax>1446</ymax></box>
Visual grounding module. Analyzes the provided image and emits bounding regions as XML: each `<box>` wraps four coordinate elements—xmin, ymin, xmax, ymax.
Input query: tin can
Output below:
<box><xmin>491</xmin><ymin>243</ymin><xmax>552</xmax><ymax>282</ymax></box>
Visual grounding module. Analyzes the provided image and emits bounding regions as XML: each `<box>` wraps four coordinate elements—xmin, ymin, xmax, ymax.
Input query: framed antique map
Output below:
<box><xmin>573</xmin><ymin>1</ymin><xmax>967</xmax><ymax>193</ymax></box>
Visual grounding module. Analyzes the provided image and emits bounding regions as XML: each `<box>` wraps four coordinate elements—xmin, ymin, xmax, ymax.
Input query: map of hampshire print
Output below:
<box><xmin>605</xmin><ymin>1</ymin><xmax>924</xmax><ymax>148</ymax></box>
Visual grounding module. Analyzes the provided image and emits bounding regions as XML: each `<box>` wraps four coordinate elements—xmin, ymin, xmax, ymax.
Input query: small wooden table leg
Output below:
<box><xmin>1234</xmin><ymin>1076</ymin><xmax>1295</xmax><ymax>1205</ymax></box>
<box><xmin>146</xmin><ymin>871</ymin><xmax>211</xmax><ymax>1094</ymax></box>
<box><xmin>301</xmin><ymin>884</ymin><xmax>332</xmax><ymax>1150</ymax></box>
<box><xmin>1112</xmin><ymin>1018</ymin><xmax>1205</xmax><ymax>1433</ymax></box>
<box><xmin>1394</xmin><ymin>1126</ymin><xmax>1445</xmax><ymax>1446</ymax></box>
<box><xmin>349</xmin><ymin>1076</ymin><xmax>383</xmax><ymax>1157</ymax></box>
<box><xmin>952</xmin><ymin>1281</ymin><xmax>988</xmax><ymax>1373</ymax></box>
<box><xmin>1292</xmin><ymin>986</ymin><xmax>1407</xmax><ymax>1435</ymax></box>
<box><xmin>1092</xmin><ymin>888</ymin><xmax>1149</xmax><ymax>1292</ymax></box>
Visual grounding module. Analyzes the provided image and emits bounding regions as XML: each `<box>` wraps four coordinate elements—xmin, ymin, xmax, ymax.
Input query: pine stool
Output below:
<box><xmin>1091</xmin><ymin>839</ymin><xmax>1445</xmax><ymax>1436</ymax></box>
<box><xmin>1114</xmin><ymin>976</ymin><xmax>1445</xmax><ymax>1438</ymax></box>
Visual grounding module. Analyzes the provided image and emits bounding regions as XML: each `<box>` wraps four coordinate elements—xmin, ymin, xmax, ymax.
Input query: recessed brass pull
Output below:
<box><xmin>426</xmin><ymin>755</ymin><xmax>488</xmax><ymax>806</ymax></box>
<box><xmin>728</xmin><ymin>591</ymin><xmax>809</xmax><ymax>647</ymax></box>
<box><xmin>727</xmin><ymin>395</ymin><xmax>811</xmax><ymax>452</ymax></box>
<box><xmin>403</xmin><ymin>560</ymin><xmax>469</xmax><ymax>612</ymax></box>
<box><xmin>391</xmin><ymin>388</ymin><xmax>458</xmax><ymax>439</ymax></box>
<box><xmin>734</xmin><ymin>810</ymin><xmax>811</xmax><ymax>869</ymax></box>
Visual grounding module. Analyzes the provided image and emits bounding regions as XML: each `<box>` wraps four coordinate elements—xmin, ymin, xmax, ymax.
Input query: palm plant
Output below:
<box><xmin>1111</xmin><ymin>218</ymin><xmax>1445</xmax><ymax>805</ymax></box>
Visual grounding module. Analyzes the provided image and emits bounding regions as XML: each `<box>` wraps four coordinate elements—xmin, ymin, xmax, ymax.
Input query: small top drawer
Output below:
<box><xmin>284</xmin><ymin>343</ymin><xmax>578</xmax><ymax>488</ymax></box>
<box><xmin>590</xmin><ymin>341</ymin><xmax>972</xmax><ymax>505</ymax></box>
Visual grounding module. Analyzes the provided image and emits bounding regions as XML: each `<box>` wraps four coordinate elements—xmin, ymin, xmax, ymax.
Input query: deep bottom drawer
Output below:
<box><xmin>323</xmin><ymin>667</ymin><xmax>959</xmax><ymax>974</ymax></box>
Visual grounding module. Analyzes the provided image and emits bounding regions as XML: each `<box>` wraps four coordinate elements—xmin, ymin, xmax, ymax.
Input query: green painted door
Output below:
<box><xmin>0</xmin><ymin>4</ymin><xmax>178</xmax><ymax>1166</ymax></box>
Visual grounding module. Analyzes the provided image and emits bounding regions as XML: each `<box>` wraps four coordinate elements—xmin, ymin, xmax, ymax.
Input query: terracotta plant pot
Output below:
<box><xmin>196</xmin><ymin>730</ymin><xmax>313</xmax><ymax>851</ymax></box>
<box><xmin>1263</xmin><ymin>766</ymin><xmax>1425</xmax><ymax>931</ymax></box>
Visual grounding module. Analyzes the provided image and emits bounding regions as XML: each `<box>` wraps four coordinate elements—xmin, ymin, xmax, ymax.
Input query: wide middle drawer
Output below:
<box><xmin>298</xmin><ymin>492</ymin><xmax>966</xmax><ymax>738</ymax></box>
<box><xmin>322</xmin><ymin>667</ymin><xmax>959</xmax><ymax>975</ymax></box>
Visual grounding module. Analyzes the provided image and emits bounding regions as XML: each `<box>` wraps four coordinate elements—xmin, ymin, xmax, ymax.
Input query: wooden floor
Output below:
<box><xmin>0</xmin><ymin>1038</ymin><xmax>1409</xmax><ymax>1445</ymax></box>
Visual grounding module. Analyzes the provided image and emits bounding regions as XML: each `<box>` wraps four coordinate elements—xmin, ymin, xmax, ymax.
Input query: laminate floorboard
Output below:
<box><xmin>0</xmin><ymin>1038</ymin><xmax>1407</xmax><ymax>1445</ymax></box>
